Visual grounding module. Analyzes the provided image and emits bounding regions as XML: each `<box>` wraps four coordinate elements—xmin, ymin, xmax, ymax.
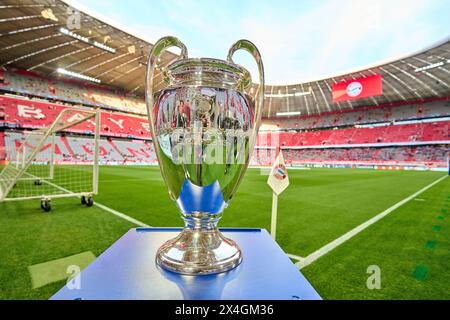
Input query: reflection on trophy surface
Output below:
<box><xmin>145</xmin><ymin>37</ymin><xmax>264</xmax><ymax>275</ymax></box>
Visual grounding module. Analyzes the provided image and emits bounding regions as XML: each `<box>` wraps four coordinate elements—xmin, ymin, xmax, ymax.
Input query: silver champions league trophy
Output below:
<box><xmin>145</xmin><ymin>36</ymin><xmax>264</xmax><ymax>275</ymax></box>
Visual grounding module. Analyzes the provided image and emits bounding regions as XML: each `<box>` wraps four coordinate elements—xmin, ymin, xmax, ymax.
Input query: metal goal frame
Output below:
<box><xmin>0</xmin><ymin>107</ymin><xmax>100</xmax><ymax>206</ymax></box>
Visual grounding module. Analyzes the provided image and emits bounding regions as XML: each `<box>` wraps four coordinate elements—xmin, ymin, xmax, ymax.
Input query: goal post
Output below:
<box><xmin>0</xmin><ymin>107</ymin><xmax>101</xmax><ymax>210</ymax></box>
<box><xmin>93</xmin><ymin>110</ymin><xmax>100</xmax><ymax>195</ymax></box>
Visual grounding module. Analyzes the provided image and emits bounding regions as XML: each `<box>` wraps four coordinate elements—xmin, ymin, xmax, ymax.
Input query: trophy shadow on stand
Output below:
<box><xmin>157</xmin><ymin>263</ymin><xmax>241</xmax><ymax>300</ymax></box>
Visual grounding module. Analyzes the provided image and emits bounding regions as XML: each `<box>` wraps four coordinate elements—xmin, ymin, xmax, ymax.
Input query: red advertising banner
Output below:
<box><xmin>332</xmin><ymin>74</ymin><xmax>382</xmax><ymax>103</ymax></box>
<box><xmin>0</xmin><ymin>96</ymin><xmax>151</xmax><ymax>139</ymax></box>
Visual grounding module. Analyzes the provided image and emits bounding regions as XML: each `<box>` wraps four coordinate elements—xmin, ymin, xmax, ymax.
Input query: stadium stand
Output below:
<box><xmin>282</xmin><ymin>145</ymin><xmax>449</xmax><ymax>165</ymax></box>
<box><xmin>1</xmin><ymin>96</ymin><xmax>150</xmax><ymax>139</ymax></box>
<box><xmin>0</xmin><ymin>68</ymin><xmax>448</xmax><ymax>169</ymax></box>
<box><xmin>0</xmin><ymin>68</ymin><xmax>146</xmax><ymax>115</ymax></box>
<box><xmin>5</xmin><ymin>67</ymin><xmax>448</xmax><ymax>132</ymax></box>
<box><xmin>4</xmin><ymin>131</ymin><xmax>156</xmax><ymax>165</ymax></box>
<box><xmin>257</xmin><ymin>121</ymin><xmax>449</xmax><ymax>147</ymax></box>
<box><xmin>2</xmin><ymin>90</ymin><xmax>448</xmax><ymax>168</ymax></box>
<box><xmin>6</xmin><ymin>93</ymin><xmax>447</xmax><ymax>147</ymax></box>
<box><xmin>261</xmin><ymin>99</ymin><xmax>450</xmax><ymax>131</ymax></box>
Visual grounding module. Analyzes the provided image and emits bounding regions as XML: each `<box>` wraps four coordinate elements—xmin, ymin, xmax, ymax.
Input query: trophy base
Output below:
<box><xmin>156</xmin><ymin>227</ymin><xmax>242</xmax><ymax>275</ymax></box>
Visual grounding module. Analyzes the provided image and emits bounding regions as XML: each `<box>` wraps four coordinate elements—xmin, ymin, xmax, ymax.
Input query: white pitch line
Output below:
<box><xmin>297</xmin><ymin>175</ymin><xmax>448</xmax><ymax>270</ymax></box>
<box><xmin>287</xmin><ymin>253</ymin><xmax>304</xmax><ymax>261</ymax></box>
<box><xmin>24</xmin><ymin>173</ymin><xmax>150</xmax><ymax>227</ymax></box>
<box><xmin>91</xmin><ymin>201</ymin><xmax>150</xmax><ymax>227</ymax></box>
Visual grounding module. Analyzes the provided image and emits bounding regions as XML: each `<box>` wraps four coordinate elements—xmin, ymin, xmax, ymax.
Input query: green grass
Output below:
<box><xmin>0</xmin><ymin>197</ymin><xmax>134</xmax><ymax>299</ymax></box>
<box><xmin>0</xmin><ymin>165</ymin><xmax>448</xmax><ymax>299</ymax></box>
<box><xmin>301</xmin><ymin>176</ymin><xmax>450</xmax><ymax>300</ymax></box>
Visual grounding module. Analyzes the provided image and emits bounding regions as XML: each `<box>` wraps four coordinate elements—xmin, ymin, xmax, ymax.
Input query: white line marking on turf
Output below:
<box><xmin>287</xmin><ymin>253</ymin><xmax>304</xmax><ymax>261</ymax></box>
<box><xmin>92</xmin><ymin>202</ymin><xmax>150</xmax><ymax>227</ymax></box>
<box><xmin>99</xmin><ymin>177</ymin><xmax>161</xmax><ymax>183</ymax></box>
<box><xmin>296</xmin><ymin>175</ymin><xmax>448</xmax><ymax>270</ymax></box>
<box><xmin>414</xmin><ymin>198</ymin><xmax>426</xmax><ymax>202</ymax></box>
<box><xmin>24</xmin><ymin>173</ymin><xmax>150</xmax><ymax>227</ymax></box>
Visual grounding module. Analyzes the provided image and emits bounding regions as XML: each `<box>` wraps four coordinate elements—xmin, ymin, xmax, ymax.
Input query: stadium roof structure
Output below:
<box><xmin>1</xmin><ymin>0</ymin><xmax>450</xmax><ymax>118</ymax></box>
<box><xmin>265</xmin><ymin>38</ymin><xmax>450</xmax><ymax>118</ymax></box>
<box><xmin>0</xmin><ymin>0</ymin><xmax>178</xmax><ymax>96</ymax></box>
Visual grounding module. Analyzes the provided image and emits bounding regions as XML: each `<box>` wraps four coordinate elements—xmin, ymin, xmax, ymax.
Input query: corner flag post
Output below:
<box><xmin>267</xmin><ymin>150</ymin><xmax>289</xmax><ymax>240</ymax></box>
<box><xmin>270</xmin><ymin>190</ymin><xmax>279</xmax><ymax>239</ymax></box>
<box><xmin>447</xmin><ymin>156</ymin><xmax>449</xmax><ymax>176</ymax></box>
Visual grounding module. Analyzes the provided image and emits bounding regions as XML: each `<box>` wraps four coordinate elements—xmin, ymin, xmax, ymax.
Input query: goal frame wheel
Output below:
<box><xmin>86</xmin><ymin>196</ymin><xmax>94</xmax><ymax>207</ymax></box>
<box><xmin>41</xmin><ymin>199</ymin><xmax>51</xmax><ymax>212</ymax></box>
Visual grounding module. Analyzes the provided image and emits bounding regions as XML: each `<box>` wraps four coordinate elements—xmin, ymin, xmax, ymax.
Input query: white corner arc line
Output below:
<box><xmin>24</xmin><ymin>172</ymin><xmax>150</xmax><ymax>227</ymax></box>
<box><xmin>297</xmin><ymin>175</ymin><xmax>448</xmax><ymax>269</ymax></box>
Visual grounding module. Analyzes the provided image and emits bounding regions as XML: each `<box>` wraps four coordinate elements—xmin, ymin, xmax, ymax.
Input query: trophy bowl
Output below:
<box><xmin>145</xmin><ymin>37</ymin><xmax>264</xmax><ymax>275</ymax></box>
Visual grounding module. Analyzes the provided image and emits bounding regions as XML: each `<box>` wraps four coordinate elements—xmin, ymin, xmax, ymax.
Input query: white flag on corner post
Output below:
<box><xmin>267</xmin><ymin>151</ymin><xmax>289</xmax><ymax>240</ymax></box>
<box><xmin>267</xmin><ymin>151</ymin><xmax>289</xmax><ymax>195</ymax></box>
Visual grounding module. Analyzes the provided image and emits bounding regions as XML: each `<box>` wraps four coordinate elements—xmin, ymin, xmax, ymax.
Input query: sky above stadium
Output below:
<box><xmin>70</xmin><ymin>0</ymin><xmax>450</xmax><ymax>85</ymax></box>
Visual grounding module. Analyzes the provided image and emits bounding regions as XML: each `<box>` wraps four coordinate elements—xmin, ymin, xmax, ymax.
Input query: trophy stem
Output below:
<box><xmin>156</xmin><ymin>212</ymin><xmax>242</xmax><ymax>275</ymax></box>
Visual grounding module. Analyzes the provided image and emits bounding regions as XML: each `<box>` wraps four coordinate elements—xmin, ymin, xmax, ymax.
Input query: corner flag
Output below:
<box><xmin>267</xmin><ymin>151</ymin><xmax>289</xmax><ymax>195</ymax></box>
<box><xmin>267</xmin><ymin>151</ymin><xmax>290</xmax><ymax>240</ymax></box>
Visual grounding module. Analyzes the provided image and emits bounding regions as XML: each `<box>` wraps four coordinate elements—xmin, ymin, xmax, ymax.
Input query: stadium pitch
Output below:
<box><xmin>0</xmin><ymin>166</ymin><xmax>448</xmax><ymax>300</ymax></box>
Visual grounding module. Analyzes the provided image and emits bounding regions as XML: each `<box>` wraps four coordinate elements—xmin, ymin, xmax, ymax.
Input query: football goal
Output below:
<box><xmin>0</xmin><ymin>107</ymin><xmax>100</xmax><ymax>212</ymax></box>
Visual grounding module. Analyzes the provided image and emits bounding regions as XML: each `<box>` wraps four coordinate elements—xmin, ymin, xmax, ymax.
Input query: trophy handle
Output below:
<box><xmin>145</xmin><ymin>36</ymin><xmax>188</xmax><ymax>131</ymax></box>
<box><xmin>227</xmin><ymin>39</ymin><xmax>265</xmax><ymax>138</ymax></box>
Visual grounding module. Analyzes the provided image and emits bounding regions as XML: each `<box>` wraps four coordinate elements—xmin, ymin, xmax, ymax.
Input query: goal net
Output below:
<box><xmin>0</xmin><ymin>107</ymin><xmax>100</xmax><ymax>204</ymax></box>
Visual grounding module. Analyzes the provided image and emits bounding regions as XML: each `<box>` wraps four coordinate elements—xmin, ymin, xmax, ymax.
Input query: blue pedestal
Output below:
<box><xmin>51</xmin><ymin>228</ymin><xmax>321</xmax><ymax>300</ymax></box>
